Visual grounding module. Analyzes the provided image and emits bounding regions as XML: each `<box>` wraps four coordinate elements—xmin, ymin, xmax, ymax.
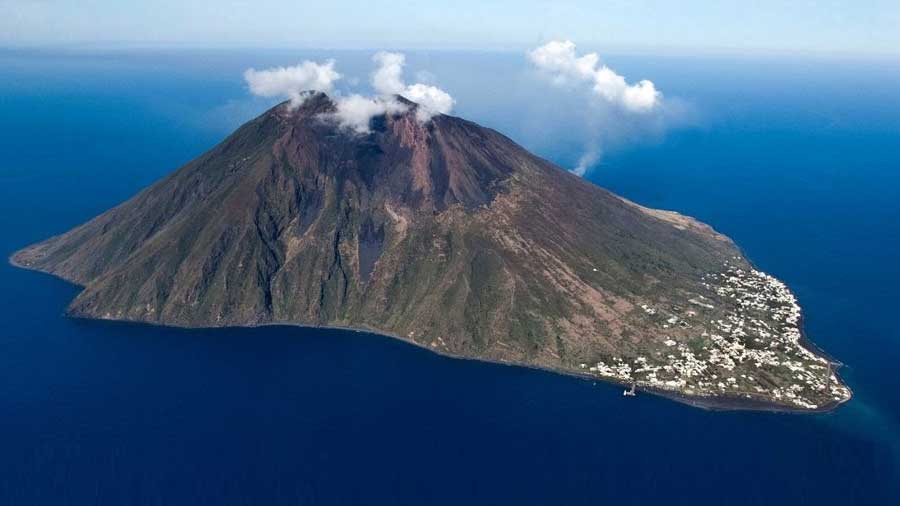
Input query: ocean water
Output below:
<box><xmin>1</xmin><ymin>48</ymin><xmax>898</xmax><ymax>505</ymax></box>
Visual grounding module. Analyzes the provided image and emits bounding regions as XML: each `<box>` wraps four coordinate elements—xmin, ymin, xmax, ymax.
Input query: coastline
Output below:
<box><xmin>7</xmin><ymin>251</ymin><xmax>851</xmax><ymax>414</ymax></box>
<box><xmin>730</xmin><ymin>241</ymin><xmax>846</xmax><ymax>368</ymax></box>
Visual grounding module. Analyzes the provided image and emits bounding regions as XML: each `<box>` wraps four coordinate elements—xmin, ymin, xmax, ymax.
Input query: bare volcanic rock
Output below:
<box><xmin>11</xmin><ymin>93</ymin><xmax>851</xmax><ymax>411</ymax></box>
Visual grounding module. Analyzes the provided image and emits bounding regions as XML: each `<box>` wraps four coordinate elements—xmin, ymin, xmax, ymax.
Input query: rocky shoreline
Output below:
<box><xmin>14</xmin><ymin>252</ymin><xmax>853</xmax><ymax>414</ymax></box>
<box><xmin>10</xmin><ymin>250</ymin><xmax>851</xmax><ymax>413</ymax></box>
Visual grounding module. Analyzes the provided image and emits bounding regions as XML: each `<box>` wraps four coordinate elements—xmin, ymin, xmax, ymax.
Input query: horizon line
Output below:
<box><xmin>3</xmin><ymin>40</ymin><xmax>900</xmax><ymax>62</ymax></box>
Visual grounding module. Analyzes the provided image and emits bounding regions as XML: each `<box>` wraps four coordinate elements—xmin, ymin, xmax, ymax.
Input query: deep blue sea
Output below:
<box><xmin>1</xmin><ymin>49</ymin><xmax>899</xmax><ymax>505</ymax></box>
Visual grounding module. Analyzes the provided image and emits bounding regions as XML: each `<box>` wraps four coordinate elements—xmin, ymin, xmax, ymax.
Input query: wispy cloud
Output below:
<box><xmin>371</xmin><ymin>51</ymin><xmax>455</xmax><ymax>122</ymax></box>
<box><xmin>332</xmin><ymin>94</ymin><xmax>407</xmax><ymax>134</ymax></box>
<box><xmin>243</xmin><ymin>60</ymin><xmax>341</xmax><ymax>107</ymax></box>
<box><xmin>331</xmin><ymin>51</ymin><xmax>455</xmax><ymax>132</ymax></box>
<box><xmin>528</xmin><ymin>40</ymin><xmax>681</xmax><ymax>175</ymax></box>
<box><xmin>244</xmin><ymin>52</ymin><xmax>455</xmax><ymax>133</ymax></box>
<box><xmin>529</xmin><ymin>40</ymin><xmax>661</xmax><ymax>113</ymax></box>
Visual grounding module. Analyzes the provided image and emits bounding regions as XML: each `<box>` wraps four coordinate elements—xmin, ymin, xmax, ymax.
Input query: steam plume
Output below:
<box><xmin>528</xmin><ymin>40</ymin><xmax>675</xmax><ymax>175</ymax></box>
<box><xmin>243</xmin><ymin>60</ymin><xmax>341</xmax><ymax>107</ymax></box>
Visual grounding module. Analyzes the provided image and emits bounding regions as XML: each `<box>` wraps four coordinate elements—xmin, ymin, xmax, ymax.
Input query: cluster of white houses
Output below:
<box><xmin>580</xmin><ymin>261</ymin><xmax>851</xmax><ymax>410</ymax></box>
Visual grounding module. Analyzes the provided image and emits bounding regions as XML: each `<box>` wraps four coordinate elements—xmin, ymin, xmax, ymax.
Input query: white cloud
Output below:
<box><xmin>329</xmin><ymin>51</ymin><xmax>456</xmax><ymax>132</ymax></box>
<box><xmin>526</xmin><ymin>40</ymin><xmax>677</xmax><ymax>176</ymax></box>
<box><xmin>332</xmin><ymin>94</ymin><xmax>408</xmax><ymax>134</ymax></box>
<box><xmin>243</xmin><ymin>60</ymin><xmax>341</xmax><ymax>107</ymax></box>
<box><xmin>403</xmin><ymin>83</ymin><xmax>455</xmax><ymax>122</ymax></box>
<box><xmin>243</xmin><ymin>52</ymin><xmax>455</xmax><ymax>134</ymax></box>
<box><xmin>370</xmin><ymin>51</ymin><xmax>455</xmax><ymax>122</ymax></box>
<box><xmin>528</xmin><ymin>40</ymin><xmax>661</xmax><ymax>113</ymax></box>
<box><xmin>371</xmin><ymin>51</ymin><xmax>406</xmax><ymax>96</ymax></box>
<box><xmin>573</xmin><ymin>148</ymin><xmax>601</xmax><ymax>177</ymax></box>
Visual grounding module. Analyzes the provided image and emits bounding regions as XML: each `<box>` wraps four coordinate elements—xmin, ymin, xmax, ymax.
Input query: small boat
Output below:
<box><xmin>623</xmin><ymin>383</ymin><xmax>637</xmax><ymax>397</ymax></box>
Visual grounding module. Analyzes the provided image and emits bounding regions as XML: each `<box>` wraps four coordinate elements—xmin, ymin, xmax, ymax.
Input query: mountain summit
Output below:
<box><xmin>12</xmin><ymin>93</ymin><xmax>850</xmax><ymax>411</ymax></box>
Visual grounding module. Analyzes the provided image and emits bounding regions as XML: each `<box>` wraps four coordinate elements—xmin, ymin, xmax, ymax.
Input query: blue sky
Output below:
<box><xmin>2</xmin><ymin>0</ymin><xmax>900</xmax><ymax>56</ymax></box>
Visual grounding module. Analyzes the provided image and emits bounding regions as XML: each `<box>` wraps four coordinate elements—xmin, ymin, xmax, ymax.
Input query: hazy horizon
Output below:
<box><xmin>3</xmin><ymin>1</ymin><xmax>900</xmax><ymax>58</ymax></box>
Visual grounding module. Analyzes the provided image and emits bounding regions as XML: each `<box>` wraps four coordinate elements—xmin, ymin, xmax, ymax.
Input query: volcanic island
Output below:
<box><xmin>11</xmin><ymin>93</ymin><xmax>852</xmax><ymax>412</ymax></box>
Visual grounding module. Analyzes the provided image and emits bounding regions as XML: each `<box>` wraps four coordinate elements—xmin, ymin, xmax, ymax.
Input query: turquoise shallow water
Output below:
<box><xmin>1</xmin><ymin>49</ymin><xmax>898</xmax><ymax>505</ymax></box>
